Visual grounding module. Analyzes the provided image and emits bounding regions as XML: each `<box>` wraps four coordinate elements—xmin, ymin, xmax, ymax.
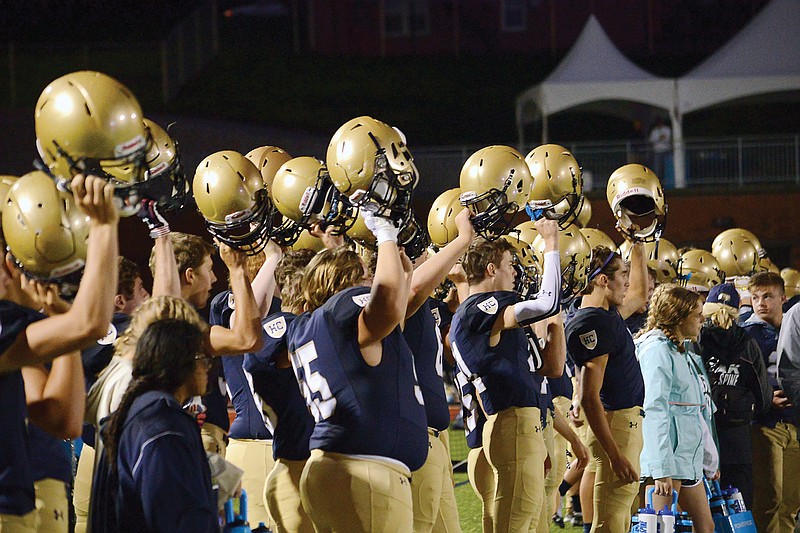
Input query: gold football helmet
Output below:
<box><xmin>459</xmin><ymin>145</ymin><xmax>532</xmax><ymax>240</ymax></box>
<box><xmin>756</xmin><ymin>256</ymin><xmax>779</xmax><ymax>274</ymax></box>
<box><xmin>606</xmin><ymin>164</ymin><xmax>667</xmax><ymax>241</ymax></box>
<box><xmin>105</xmin><ymin>119</ymin><xmax>188</xmax><ymax>212</ymax></box>
<box><xmin>345</xmin><ymin>209</ymin><xmax>376</xmax><ymax>250</ymax></box>
<box><xmin>35</xmin><ymin>71</ymin><xmax>149</xmax><ymax>217</ymax></box>
<box><xmin>502</xmin><ymin>232</ymin><xmax>541</xmax><ymax>298</ymax></box>
<box><xmin>290</xmin><ymin>229</ymin><xmax>326</xmax><ymax>252</ymax></box>
<box><xmin>580</xmin><ymin>228</ymin><xmax>617</xmax><ymax>254</ymax></box>
<box><xmin>781</xmin><ymin>268</ymin><xmax>800</xmax><ymax>299</ymax></box>
<box><xmin>397</xmin><ymin>213</ymin><xmax>431</xmax><ymax>261</ymax></box>
<box><xmin>712</xmin><ymin>228</ymin><xmax>765</xmax><ymax>259</ymax></box>
<box><xmin>193</xmin><ymin>151</ymin><xmax>274</xmax><ymax>255</ymax></box>
<box><xmin>678</xmin><ymin>249</ymin><xmax>725</xmax><ymax>291</ymax></box>
<box><xmin>3</xmin><ymin>171</ymin><xmax>90</xmax><ymax>295</ymax></box>
<box><xmin>532</xmin><ymin>224</ymin><xmax>592</xmax><ymax>301</ymax></box>
<box><xmin>712</xmin><ymin>231</ymin><xmax>759</xmax><ymax>277</ymax></box>
<box><xmin>427</xmin><ymin>188</ymin><xmax>465</xmax><ymax>248</ymax></box>
<box><xmin>271</xmin><ymin>156</ymin><xmax>356</xmax><ymax>243</ymax></box>
<box><xmin>513</xmin><ymin>221</ymin><xmax>540</xmax><ymax>251</ymax></box>
<box><xmin>245</xmin><ymin>146</ymin><xmax>292</xmax><ymax>190</ymax></box>
<box><xmin>326</xmin><ymin>116</ymin><xmax>417</xmax><ymax>223</ymax></box>
<box><xmin>618</xmin><ymin>237</ymin><xmax>679</xmax><ymax>283</ymax></box>
<box><xmin>575</xmin><ymin>198</ymin><xmax>592</xmax><ymax>228</ymax></box>
<box><xmin>525</xmin><ymin>144</ymin><xmax>584</xmax><ymax>228</ymax></box>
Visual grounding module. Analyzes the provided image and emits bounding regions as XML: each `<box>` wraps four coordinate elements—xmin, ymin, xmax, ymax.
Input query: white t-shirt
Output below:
<box><xmin>85</xmin><ymin>355</ymin><xmax>133</xmax><ymax>426</ymax></box>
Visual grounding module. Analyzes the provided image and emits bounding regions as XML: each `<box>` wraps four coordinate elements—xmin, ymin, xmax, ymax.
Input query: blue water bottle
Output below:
<box><xmin>676</xmin><ymin>511</ymin><xmax>693</xmax><ymax>532</ymax></box>
<box><xmin>638</xmin><ymin>506</ymin><xmax>658</xmax><ymax>532</ymax></box>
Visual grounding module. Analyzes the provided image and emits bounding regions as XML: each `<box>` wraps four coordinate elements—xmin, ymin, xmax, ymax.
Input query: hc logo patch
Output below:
<box><xmin>352</xmin><ymin>294</ymin><xmax>371</xmax><ymax>307</ymax></box>
<box><xmin>477</xmin><ymin>297</ymin><xmax>499</xmax><ymax>315</ymax></box>
<box><xmin>579</xmin><ymin>330</ymin><xmax>598</xmax><ymax>350</ymax></box>
<box><xmin>97</xmin><ymin>323</ymin><xmax>118</xmax><ymax>346</ymax></box>
<box><xmin>227</xmin><ymin>292</ymin><xmax>236</xmax><ymax>310</ymax></box>
<box><xmin>263</xmin><ymin>316</ymin><xmax>287</xmax><ymax>339</ymax></box>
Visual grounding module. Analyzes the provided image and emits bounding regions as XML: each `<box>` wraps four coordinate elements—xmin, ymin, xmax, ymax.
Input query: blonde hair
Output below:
<box><xmin>276</xmin><ymin>249</ymin><xmax>316</xmax><ymax>314</ymax></box>
<box><xmin>703</xmin><ymin>302</ymin><xmax>738</xmax><ymax>330</ymax></box>
<box><xmin>640</xmin><ymin>283</ymin><xmax>703</xmax><ymax>352</ymax></box>
<box><xmin>302</xmin><ymin>247</ymin><xmax>364</xmax><ymax>312</ymax></box>
<box><xmin>115</xmin><ymin>296</ymin><xmax>209</xmax><ymax>360</ymax></box>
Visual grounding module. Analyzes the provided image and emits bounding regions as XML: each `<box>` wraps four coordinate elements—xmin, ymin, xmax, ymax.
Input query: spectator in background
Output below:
<box><xmin>649</xmin><ymin>118</ymin><xmax>672</xmax><ymax>187</ymax></box>
<box><xmin>742</xmin><ymin>272</ymin><xmax>800</xmax><ymax>532</ymax></box>
<box><xmin>698</xmin><ymin>283</ymin><xmax>770</xmax><ymax>509</ymax></box>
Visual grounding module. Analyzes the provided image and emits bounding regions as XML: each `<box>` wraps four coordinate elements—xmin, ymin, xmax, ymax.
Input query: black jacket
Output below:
<box><xmin>698</xmin><ymin>323</ymin><xmax>772</xmax><ymax>426</ymax></box>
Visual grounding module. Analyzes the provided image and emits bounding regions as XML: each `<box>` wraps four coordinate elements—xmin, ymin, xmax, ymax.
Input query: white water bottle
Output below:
<box><xmin>638</xmin><ymin>506</ymin><xmax>658</xmax><ymax>532</ymax></box>
<box><xmin>659</xmin><ymin>505</ymin><xmax>676</xmax><ymax>533</ymax></box>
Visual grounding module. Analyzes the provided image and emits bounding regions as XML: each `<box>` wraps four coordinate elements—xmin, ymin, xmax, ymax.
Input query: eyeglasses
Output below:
<box><xmin>194</xmin><ymin>354</ymin><xmax>214</xmax><ymax>369</ymax></box>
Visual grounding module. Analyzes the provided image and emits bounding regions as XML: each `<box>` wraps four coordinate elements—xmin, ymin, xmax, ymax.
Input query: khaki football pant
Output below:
<box><xmin>586</xmin><ymin>407</ymin><xmax>643</xmax><ymax>533</ymax></box>
<box><xmin>265</xmin><ymin>458</ymin><xmax>314</xmax><ymax>533</ymax></box>
<box><xmin>551</xmin><ymin>397</ymin><xmax>571</xmax><ymax>516</ymax></box>
<box><xmin>750</xmin><ymin>422</ymin><xmax>800</xmax><ymax>533</ymax></box>
<box><xmin>411</xmin><ymin>428</ymin><xmax>462</xmax><ymax>533</ymax></box>
<box><xmin>300</xmin><ymin>449</ymin><xmax>413</xmax><ymax>533</ymax></box>
<box><xmin>72</xmin><ymin>443</ymin><xmax>94</xmax><ymax>533</ymax></box>
<box><xmin>32</xmin><ymin>479</ymin><xmax>68</xmax><ymax>533</ymax></box>
<box><xmin>226</xmin><ymin>438</ymin><xmax>275</xmax><ymax>529</ymax></box>
<box><xmin>535</xmin><ymin>410</ymin><xmax>557</xmax><ymax>533</ymax></box>
<box><xmin>483</xmin><ymin>406</ymin><xmax>546</xmax><ymax>533</ymax></box>
<box><xmin>0</xmin><ymin>511</ymin><xmax>36</xmax><ymax>533</ymax></box>
<box><xmin>467</xmin><ymin>447</ymin><xmax>495</xmax><ymax>533</ymax></box>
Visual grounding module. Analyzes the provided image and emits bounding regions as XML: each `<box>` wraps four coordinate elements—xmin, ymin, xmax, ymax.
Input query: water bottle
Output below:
<box><xmin>659</xmin><ymin>505</ymin><xmax>676</xmax><ymax>533</ymax></box>
<box><xmin>629</xmin><ymin>514</ymin><xmax>639</xmax><ymax>533</ymax></box>
<box><xmin>725</xmin><ymin>486</ymin><xmax>746</xmax><ymax>513</ymax></box>
<box><xmin>709</xmin><ymin>486</ymin><xmax>729</xmax><ymax>517</ymax></box>
<box><xmin>251</xmin><ymin>523</ymin><xmax>272</xmax><ymax>533</ymax></box>
<box><xmin>676</xmin><ymin>512</ymin><xmax>693</xmax><ymax>532</ymax></box>
<box><xmin>638</xmin><ymin>506</ymin><xmax>658</xmax><ymax>532</ymax></box>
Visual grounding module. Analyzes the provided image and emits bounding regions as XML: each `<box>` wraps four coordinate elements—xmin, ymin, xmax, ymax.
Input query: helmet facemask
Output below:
<box><xmin>298</xmin><ymin>170</ymin><xmax>357</xmax><ymax>235</ymax></box>
<box><xmin>205</xmin><ymin>188</ymin><xmax>276</xmax><ymax>255</ymax></box>
<box><xmin>459</xmin><ymin>176</ymin><xmax>519</xmax><ymax>241</ymax></box>
<box><xmin>398</xmin><ymin>214</ymin><xmax>431</xmax><ymax>261</ymax></box>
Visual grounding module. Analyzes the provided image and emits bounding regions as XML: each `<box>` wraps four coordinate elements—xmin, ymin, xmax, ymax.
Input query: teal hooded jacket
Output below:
<box><xmin>637</xmin><ymin>329</ymin><xmax>717</xmax><ymax>481</ymax></box>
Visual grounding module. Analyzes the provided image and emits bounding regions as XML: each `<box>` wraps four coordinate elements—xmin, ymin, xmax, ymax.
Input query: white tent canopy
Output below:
<box><xmin>514</xmin><ymin>15</ymin><xmax>674</xmax><ymax>147</ymax></box>
<box><xmin>515</xmin><ymin>0</ymin><xmax>800</xmax><ymax>189</ymax></box>
<box><xmin>678</xmin><ymin>0</ymin><xmax>800</xmax><ymax>114</ymax></box>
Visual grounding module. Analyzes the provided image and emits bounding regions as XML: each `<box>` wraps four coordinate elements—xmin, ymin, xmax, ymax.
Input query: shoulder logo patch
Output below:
<box><xmin>97</xmin><ymin>323</ymin><xmax>118</xmax><ymax>346</ymax></box>
<box><xmin>227</xmin><ymin>292</ymin><xmax>236</xmax><ymax>310</ymax></box>
<box><xmin>352</xmin><ymin>294</ymin><xmax>371</xmax><ymax>307</ymax></box>
<box><xmin>477</xmin><ymin>297</ymin><xmax>499</xmax><ymax>315</ymax></box>
<box><xmin>263</xmin><ymin>316</ymin><xmax>287</xmax><ymax>339</ymax></box>
<box><xmin>579</xmin><ymin>330</ymin><xmax>597</xmax><ymax>350</ymax></box>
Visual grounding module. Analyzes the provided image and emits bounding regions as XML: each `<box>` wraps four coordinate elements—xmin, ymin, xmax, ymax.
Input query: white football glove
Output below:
<box><xmin>362</xmin><ymin>209</ymin><xmax>399</xmax><ymax>245</ymax></box>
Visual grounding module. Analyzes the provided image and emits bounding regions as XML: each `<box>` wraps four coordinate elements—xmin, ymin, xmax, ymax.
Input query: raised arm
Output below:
<box><xmin>0</xmin><ymin>175</ymin><xmax>118</xmax><ymax>372</ymax></box>
<box><xmin>249</xmin><ymin>239</ymin><xmax>283</xmax><ymax>318</ymax></box>
<box><xmin>151</xmin><ymin>235</ymin><xmax>181</xmax><ymax>297</ymax></box>
<box><xmin>209</xmin><ymin>243</ymin><xmax>264</xmax><ymax>355</ymax></box>
<box><xmin>358</xmin><ymin>212</ymin><xmax>410</xmax><ymax>364</ymax></box>
<box><xmin>407</xmin><ymin>208</ymin><xmax>474</xmax><ymax>318</ymax></box>
<box><xmin>618</xmin><ymin>240</ymin><xmax>648</xmax><ymax>319</ymax></box>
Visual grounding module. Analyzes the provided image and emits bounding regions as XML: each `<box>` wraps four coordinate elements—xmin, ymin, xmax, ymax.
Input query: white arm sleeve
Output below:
<box><xmin>513</xmin><ymin>250</ymin><xmax>561</xmax><ymax>325</ymax></box>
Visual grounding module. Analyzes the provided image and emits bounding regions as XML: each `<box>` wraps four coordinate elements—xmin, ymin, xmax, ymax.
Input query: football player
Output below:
<box><xmin>287</xmin><ymin>211</ymin><xmax>426</xmax><ymax>533</ymax></box>
<box><xmin>0</xmin><ymin>174</ymin><xmax>119</xmax><ymax>531</ymax></box>
<box><xmin>449</xmin><ymin>218</ymin><xmax>562</xmax><ymax>532</ymax></box>
<box><xmin>207</xmin><ymin>241</ymin><xmax>283</xmax><ymax>528</ymax></box>
<box><xmin>564</xmin><ymin>242</ymin><xmax>648</xmax><ymax>533</ymax></box>
<box><xmin>245</xmin><ymin>249</ymin><xmax>318</xmax><ymax>533</ymax></box>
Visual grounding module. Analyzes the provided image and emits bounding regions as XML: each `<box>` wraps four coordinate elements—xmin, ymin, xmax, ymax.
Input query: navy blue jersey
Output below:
<box><xmin>548</xmin><ymin>360</ymin><xmax>574</xmax><ymax>400</ymax></box>
<box><xmin>565</xmin><ymin>306</ymin><xmax>645</xmax><ymax>410</ymax></box>
<box><xmin>209</xmin><ymin>290</ymin><xmax>280</xmax><ymax>440</ymax></box>
<box><xmin>430</xmin><ymin>298</ymin><xmax>453</xmax><ymax>330</ymax></box>
<box><xmin>91</xmin><ymin>391</ymin><xmax>217</xmax><ymax>533</ymax></box>
<box><xmin>454</xmin><ymin>368</ymin><xmax>485</xmax><ymax>449</ymax></box>
<box><xmin>28</xmin><ymin>424</ymin><xmax>71</xmax><ymax>483</ymax></box>
<box><xmin>403</xmin><ymin>299</ymin><xmax>450</xmax><ymax>431</ymax></box>
<box><xmin>244</xmin><ymin>312</ymin><xmax>314</xmax><ymax>461</ymax></box>
<box><xmin>81</xmin><ymin>312</ymin><xmax>131</xmax><ymax>390</ymax></box>
<box><xmin>0</xmin><ymin>301</ymin><xmax>45</xmax><ymax>515</ymax></box>
<box><xmin>287</xmin><ymin>286</ymin><xmax>428</xmax><ymax>471</ymax></box>
<box><xmin>450</xmin><ymin>291</ymin><xmax>547</xmax><ymax>415</ymax></box>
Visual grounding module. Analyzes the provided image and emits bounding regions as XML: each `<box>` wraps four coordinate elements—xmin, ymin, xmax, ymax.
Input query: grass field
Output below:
<box><xmin>448</xmin><ymin>427</ymin><xmax>584</xmax><ymax>533</ymax></box>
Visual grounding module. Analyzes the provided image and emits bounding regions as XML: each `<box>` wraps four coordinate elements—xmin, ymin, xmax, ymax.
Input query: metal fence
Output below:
<box><xmin>1</xmin><ymin>1</ymin><xmax>217</xmax><ymax>108</ymax></box>
<box><xmin>412</xmin><ymin>135</ymin><xmax>800</xmax><ymax>194</ymax></box>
